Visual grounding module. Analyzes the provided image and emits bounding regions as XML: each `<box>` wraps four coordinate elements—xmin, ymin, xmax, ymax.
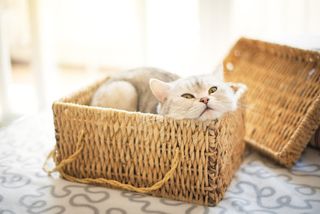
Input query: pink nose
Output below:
<box><xmin>199</xmin><ymin>97</ymin><xmax>209</xmax><ymax>104</ymax></box>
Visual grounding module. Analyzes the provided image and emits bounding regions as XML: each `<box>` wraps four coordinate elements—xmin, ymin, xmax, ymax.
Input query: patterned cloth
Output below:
<box><xmin>0</xmin><ymin>113</ymin><xmax>319</xmax><ymax>214</ymax></box>
<box><xmin>310</xmin><ymin>127</ymin><xmax>320</xmax><ymax>149</ymax></box>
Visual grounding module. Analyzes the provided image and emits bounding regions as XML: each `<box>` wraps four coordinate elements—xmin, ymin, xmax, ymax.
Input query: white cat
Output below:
<box><xmin>91</xmin><ymin>68</ymin><xmax>245</xmax><ymax>120</ymax></box>
<box><xmin>150</xmin><ymin>75</ymin><xmax>245</xmax><ymax>120</ymax></box>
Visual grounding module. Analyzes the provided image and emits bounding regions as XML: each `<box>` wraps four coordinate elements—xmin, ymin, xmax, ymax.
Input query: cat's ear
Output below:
<box><xmin>229</xmin><ymin>84</ymin><xmax>240</xmax><ymax>93</ymax></box>
<box><xmin>228</xmin><ymin>83</ymin><xmax>247</xmax><ymax>98</ymax></box>
<box><xmin>149</xmin><ymin>78</ymin><xmax>171</xmax><ymax>103</ymax></box>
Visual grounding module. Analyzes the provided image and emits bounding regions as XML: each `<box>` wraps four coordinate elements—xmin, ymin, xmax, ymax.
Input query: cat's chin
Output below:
<box><xmin>198</xmin><ymin>109</ymin><xmax>222</xmax><ymax>121</ymax></box>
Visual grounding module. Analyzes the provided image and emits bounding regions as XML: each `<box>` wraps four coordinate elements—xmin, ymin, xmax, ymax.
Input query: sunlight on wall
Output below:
<box><xmin>1</xmin><ymin>0</ymin><xmax>320</xmax><ymax>123</ymax></box>
<box><xmin>54</xmin><ymin>0</ymin><xmax>144</xmax><ymax>68</ymax></box>
<box><xmin>7</xmin><ymin>0</ymin><xmax>320</xmax><ymax>74</ymax></box>
<box><xmin>230</xmin><ymin>0</ymin><xmax>320</xmax><ymax>48</ymax></box>
<box><xmin>145</xmin><ymin>0</ymin><xmax>200</xmax><ymax>76</ymax></box>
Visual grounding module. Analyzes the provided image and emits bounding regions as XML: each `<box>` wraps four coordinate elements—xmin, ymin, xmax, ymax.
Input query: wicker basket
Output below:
<box><xmin>47</xmin><ymin>78</ymin><xmax>247</xmax><ymax>206</ymax></box>
<box><xmin>223</xmin><ymin>38</ymin><xmax>320</xmax><ymax>167</ymax></box>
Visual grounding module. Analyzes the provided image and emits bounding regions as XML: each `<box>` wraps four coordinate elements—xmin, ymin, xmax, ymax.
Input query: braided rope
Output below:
<box><xmin>43</xmin><ymin>130</ymin><xmax>85</xmax><ymax>175</ymax></box>
<box><xmin>43</xmin><ymin>131</ymin><xmax>180</xmax><ymax>193</ymax></box>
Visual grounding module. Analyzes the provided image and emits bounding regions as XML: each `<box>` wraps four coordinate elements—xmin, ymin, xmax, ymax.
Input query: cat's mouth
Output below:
<box><xmin>200</xmin><ymin>107</ymin><xmax>214</xmax><ymax>116</ymax></box>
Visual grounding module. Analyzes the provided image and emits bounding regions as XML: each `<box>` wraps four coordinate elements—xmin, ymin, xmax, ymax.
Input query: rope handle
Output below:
<box><xmin>43</xmin><ymin>131</ymin><xmax>180</xmax><ymax>193</ymax></box>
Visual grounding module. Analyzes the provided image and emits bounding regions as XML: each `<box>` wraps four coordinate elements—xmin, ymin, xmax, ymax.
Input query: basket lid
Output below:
<box><xmin>223</xmin><ymin>38</ymin><xmax>320</xmax><ymax>167</ymax></box>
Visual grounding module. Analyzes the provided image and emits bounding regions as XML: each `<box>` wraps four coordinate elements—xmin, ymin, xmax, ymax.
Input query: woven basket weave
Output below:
<box><xmin>49</xmin><ymin>78</ymin><xmax>247</xmax><ymax>206</ymax></box>
<box><xmin>223</xmin><ymin>38</ymin><xmax>320</xmax><ymax>167</ymax></box>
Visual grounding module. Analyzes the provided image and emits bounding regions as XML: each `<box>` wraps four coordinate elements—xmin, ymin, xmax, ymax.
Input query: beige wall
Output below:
<box><xmin>5</xmin><ymin>0</ymin><xmax>320</xmax><ymax>75</ymax></box>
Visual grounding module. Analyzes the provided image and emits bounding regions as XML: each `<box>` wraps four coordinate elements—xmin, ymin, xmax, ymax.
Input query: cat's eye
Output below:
<box><xmin>181</xmin><ymin>93</ymin><xmax>195</xmax><ymax>99</ymax></box>
<box><xmin>208</xmin><ymin>86</ymin><xmax>218</xmax><ymax>94</ymax></box>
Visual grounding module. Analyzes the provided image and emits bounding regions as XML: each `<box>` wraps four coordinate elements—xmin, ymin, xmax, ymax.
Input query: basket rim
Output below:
<box><xmin>234</xmin><ymin>37</ymin><xmax>320</xmax><ymax>62</ymax></box>
<box><xmin>52</xmin><ymin>78</ymin><xmax>248</xmax><ymax>125</ymax></box>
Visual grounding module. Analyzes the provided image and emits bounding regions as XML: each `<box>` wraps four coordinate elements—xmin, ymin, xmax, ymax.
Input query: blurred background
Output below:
<box><xmin>0</xmin><ymin>0</ymin><xmax>320</xmax><ymax>126</ymax></box>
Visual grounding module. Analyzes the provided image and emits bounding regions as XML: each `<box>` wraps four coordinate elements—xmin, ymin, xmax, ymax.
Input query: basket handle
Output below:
<box><xmin>43</xmin><ymin>131</ymin><xmax>181</xmax><ymax>193</ymax></box>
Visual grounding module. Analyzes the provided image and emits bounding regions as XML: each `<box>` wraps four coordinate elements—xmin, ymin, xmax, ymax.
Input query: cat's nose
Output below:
<box><xmin>199</xmin><ymin>97</ymin><xmax>209</xmax><ymax>104</ymax></box>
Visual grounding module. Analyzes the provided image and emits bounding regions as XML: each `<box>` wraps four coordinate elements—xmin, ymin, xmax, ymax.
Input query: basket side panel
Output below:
<box><xmin>207</xmin><ymin>95</ymin><xmax>246</xmax><ymax>205</ymax></box>
<box><xmin>52</xmin><ymin>102</ymin><xmax>217</xmax><ymax>205</ymax></box>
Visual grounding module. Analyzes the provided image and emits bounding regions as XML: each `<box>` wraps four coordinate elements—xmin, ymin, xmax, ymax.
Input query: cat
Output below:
<box><xmin>90</xmin><ymin>67</ymin><xmax>245</xmax><ymax>120</ymax></box>
<box><xmin>150</xmin><ymin>76</ymin><xmax>245</xmax><ymax>120</ymax></box>
<box><xmin>90</xmin><ymin>67</ymin><xmax>180</xmax><ymax>113</ymax></box>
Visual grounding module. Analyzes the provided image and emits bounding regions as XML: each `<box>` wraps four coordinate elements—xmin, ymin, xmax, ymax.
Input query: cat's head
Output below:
<box><xmin>149</xmin><ymin>75</ymin><xmax>245</xmax><ymax>120</ymax></box>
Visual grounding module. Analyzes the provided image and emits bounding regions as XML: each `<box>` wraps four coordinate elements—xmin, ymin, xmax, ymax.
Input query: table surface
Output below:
<box><xmin>0</xmin><ymin>113</ymin><xmax>320</xmax><ymax>214</ymax></box>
